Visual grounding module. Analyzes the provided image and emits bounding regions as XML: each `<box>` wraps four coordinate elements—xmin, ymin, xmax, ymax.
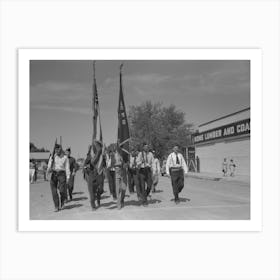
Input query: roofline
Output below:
<box><xmin>199</xmin><ymin>107</ymin><xmax>250</xmax><ymax>127</ymax></box>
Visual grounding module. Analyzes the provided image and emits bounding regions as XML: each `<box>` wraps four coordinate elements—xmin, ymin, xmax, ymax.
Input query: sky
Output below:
<box><xmin>30</xmin><ymin>60</ymin><xmax>250</xmax><ymax>158</ymax></box>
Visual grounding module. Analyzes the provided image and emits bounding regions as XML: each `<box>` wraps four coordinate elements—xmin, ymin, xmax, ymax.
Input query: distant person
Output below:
<box><xmin>29</xmin><ymin>159</ymin><xmax>35</xmax><ymax>183</ymax></box>
<box><xmin>40</xmin><ymin>161</ymin><xmax>48</xmax><ymax>181</ymax></box>
<box><xmin>106</xmin><ymin>148</ymin><xmax>117</xmax><ymax>200</ymax></box>
<box><xmin>34</xmin><ymin>161</ymin><xmax>38</xmax><ymax>182</ymax></box>
<box><xmin>136</xmin><ymin>143</ymin><xmax>154</xmax><ymax>206</ymax></box>
<box><xmin>151</xmin><ymin>151</ymin><xmax>160</xmax><ymax>193</ymax></box>
<box><xmin>229</xmin><ymin>159</ymin><xmax>237</xmax><ymax>177</ymax></box>
<box><xmin>166</xmin><ymin>145</ymin><xmax>188</xmax><ymax>204</ymax></box>
<box><xmin>47</xmin><ymin>144</ymin><xmax>70</xmax><ymax>212</ymax></box>
<box><xmin>65</xmin><ymin>147</ymin><xmax>78</xmax><ymax>201</ymax></box>
<box><xmin>161</xmin><ymin>158</ymin><xmax>167</xmax><ymax>176</ymax></box>
<box><xmin>84</xmin><ymin>141</ymin><xmax>103</xmax><ymax>210</ymax></box>
<box><xmin>222</xmin><ymin>158</ymin><xmax>228</xmax><ymax>176</ymax></box>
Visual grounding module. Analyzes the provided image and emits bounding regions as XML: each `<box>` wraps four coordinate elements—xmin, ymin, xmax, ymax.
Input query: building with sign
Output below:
<box><xmin>192</xmin><ymin>107</ymin><xmax>250</xmax><ymax>176</ymax></box>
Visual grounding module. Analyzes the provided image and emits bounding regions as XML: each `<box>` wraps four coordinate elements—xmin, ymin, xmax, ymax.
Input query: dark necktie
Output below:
<box><xmin>133</xmin><ymin>157</ymin><xmax>136</xmax><ymax>168</ymax></box>
<box><xmin>111</xmin><ymin>154</ymin><xmax>116</xmax><ymax>167</ymax></box>
<box><xmin>176</xmin><ymin>154</ymin><xmax>180</xmax><ymax>164</ymax></box>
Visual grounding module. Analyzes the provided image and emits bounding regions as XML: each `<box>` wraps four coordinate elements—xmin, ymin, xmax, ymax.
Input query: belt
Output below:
<box><xmin>170</xmin><ymin>167</ymin><xmax>182</xmax><ymax>171</ymax></box>
<box><xmin>53</xmin><ymin>170</ymin><xmax>66</xmax><ymax>175</ymax></box>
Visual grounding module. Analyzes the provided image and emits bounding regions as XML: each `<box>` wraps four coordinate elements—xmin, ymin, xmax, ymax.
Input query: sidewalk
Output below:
<box><xmin>187</xmin><ymin>172</ymin><xmax>250</xmax><ymax>185</ymax></box>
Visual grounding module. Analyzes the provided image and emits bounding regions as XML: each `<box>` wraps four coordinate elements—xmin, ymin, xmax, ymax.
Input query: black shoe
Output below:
<box><xmin>97</xmin><ymin>200</ymin><xmax>101</xmax><ymax>207</ymax></box>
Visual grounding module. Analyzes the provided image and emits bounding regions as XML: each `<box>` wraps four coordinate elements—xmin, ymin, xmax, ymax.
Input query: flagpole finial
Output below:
<box><xmin>120</xmin><ymin>63</ymin><xmax>124</xmax><ymax>73</ymax></box>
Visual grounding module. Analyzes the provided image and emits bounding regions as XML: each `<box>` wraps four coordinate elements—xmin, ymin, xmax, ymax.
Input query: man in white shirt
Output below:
<box><xmin>151</xmin><ymin>151</ymin><xmax>160</xmax><ymax>193</ymax></box>
<box><xmin>136</xmin><ymin>143</ymin><xmax>154</xmax><ymax>206</ymax></box>
<box><xmin>166</xmin><ymin>145</ymin><xmax>188</xmax><ymax>204</ymax></box>
<box><xmin>129</xmin><ymin>149</ymin><xmax>142</xmax><ymax>202</ymax></box>
<box><xmin>47</xmin><ymin>144</ymin><xmax>70</xmax><ymax>211</ymax></box>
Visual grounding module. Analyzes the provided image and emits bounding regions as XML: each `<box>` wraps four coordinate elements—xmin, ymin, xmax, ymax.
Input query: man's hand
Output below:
<box><xmin>66</xmin><ymin>178</ymin><xmax>70</xmax><ymax>184</ymax></box>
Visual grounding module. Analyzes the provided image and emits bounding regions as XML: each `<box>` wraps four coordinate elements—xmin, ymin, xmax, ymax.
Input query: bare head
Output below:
<box><xmin>143</xmin><ymin>143</ymin><xmax>149</xmax><ymax>152</ymax></box>
<box><xmin>65</xmin><ymin>147</ymin><xmax>71</xmax><ymax>157</ymax></box>
<box><xmin>55</xmin><ymin>144</ymin><xmax>62</xmax><ymax>155</ymax></box>
<box><xmin>173</xmin><ymin>145</ymin><xmax>179</xmax><ymax>154</ymax></box>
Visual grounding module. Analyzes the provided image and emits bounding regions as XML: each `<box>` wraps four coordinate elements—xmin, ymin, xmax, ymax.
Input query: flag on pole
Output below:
<box><xmin>117</xmin><ymin>63</ymin><xmax>130</xmax><ymax>163</ymax></box>
<box><xmin>92</xmin><ymin>61</ymin><xmax>103</xmax><ymax>143</ymax></box>
<box><xmin>91</xmin><ymin>61</ymin><xmax>104</xmax><ymax>174</ymax></box>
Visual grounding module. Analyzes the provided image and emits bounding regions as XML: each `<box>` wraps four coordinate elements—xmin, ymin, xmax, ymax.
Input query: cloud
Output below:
<box><xmin>30</xmin><ymin>81</ymin><xmax>91</xmax><ymax>105</ymax></box>
<box><xmin>31</xmin><ymin>104</ymin><xmax>91</xmax><ymax>115</ymax></box>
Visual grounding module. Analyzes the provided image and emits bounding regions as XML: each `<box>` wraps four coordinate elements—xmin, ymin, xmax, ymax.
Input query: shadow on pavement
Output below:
<box><xmin>63</xmin><ymin>203</ymin><xmax>83</xmax><ymax>210</ymax></box>
<box><xmin>170</xmin><ymin>197</ymin><xmax>191</xmax><ymax>202</ymax></box>
<box><xmin>71</xmin><ymin>196</ymin><xmax>88</xmax><ymax>202</ymax></box>
<box><xmin>100</xmin><ymin>201</ymin><xmax>116</xmax><ymax>208</ymax></box>
<box><xmin>153</xmin><ymin>189</ymin><xmax>163</xmax><ymax>193</ymax></box>
<box><xmin>72</xmin><ymin>191</ymin><xmax>84</xmax><ymax>195</ymax></box>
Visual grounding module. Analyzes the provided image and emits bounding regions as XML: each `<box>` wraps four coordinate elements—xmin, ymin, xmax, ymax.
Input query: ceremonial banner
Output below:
<box><xmin>117</xmin><ymin>64</ymin><xmax>130</xmax><ymax>163</ymax></box>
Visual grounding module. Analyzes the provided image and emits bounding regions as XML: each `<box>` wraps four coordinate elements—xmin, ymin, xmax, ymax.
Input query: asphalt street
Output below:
<box><xmin>30</xmin><ymin>171</ymin><xmax>250</xmax><ymax>220</ymax></box>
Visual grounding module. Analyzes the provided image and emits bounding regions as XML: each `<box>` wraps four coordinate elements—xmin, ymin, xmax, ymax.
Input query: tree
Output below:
<box><xmin>30</xmin><ymin>142</ymin><xmax>49</xmax><ymax>152</ymax></box>
<box><xmin>128</xmin><ymin>101</ymin><xmax>194</xmax><ymax>159</ymax></box>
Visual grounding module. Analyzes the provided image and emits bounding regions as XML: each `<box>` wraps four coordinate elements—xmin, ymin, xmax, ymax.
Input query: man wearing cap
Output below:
<box><xmin>47</xmin><ymin>144</ymin><xmax>70</xmax><ymax>211</ymax></box>
<box><xmin>136</xmin><ymin>143</ymin><xmax>154</xmax><ymax>206</ymax></box>
<box><xmin>65</xmin><ymin>147</ymin><xmax>78</xmax><ymax>201</ymax></box>
<box><xmin>166</xmin><ymin>145</ymin><xmax>188</xmax><ymax>204</ymax></box>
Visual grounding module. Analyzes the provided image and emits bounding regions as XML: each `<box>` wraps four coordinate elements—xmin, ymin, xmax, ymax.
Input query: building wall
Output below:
<box><xmin>196</xmin><ymin>136</ymin><xmax>250</xmax><ymax>175</ymax></box>
<box><xmin>199</xmin><ymin>109</ymin><xmax>250</xmax><ymax>132</ymax></box>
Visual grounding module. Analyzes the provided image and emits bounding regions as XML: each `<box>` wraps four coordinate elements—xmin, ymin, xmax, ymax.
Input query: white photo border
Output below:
<box><xmin>18</xmin><ymin>48</ymin><xmax>262</xmax><ymax>232</ymax></box>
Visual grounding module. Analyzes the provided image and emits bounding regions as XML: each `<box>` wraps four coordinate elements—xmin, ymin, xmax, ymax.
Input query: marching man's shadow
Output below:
<box><xmin>170</xmin><ymin>197</ymin><xmax>191</xmax><ymax>202</ymax></box>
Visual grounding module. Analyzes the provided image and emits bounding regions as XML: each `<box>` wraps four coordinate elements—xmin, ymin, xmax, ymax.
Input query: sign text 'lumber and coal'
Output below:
<box><xmin>193</xmin><ymin>118</ymin><xmax>250</xmax><ymax>144</ymax></box>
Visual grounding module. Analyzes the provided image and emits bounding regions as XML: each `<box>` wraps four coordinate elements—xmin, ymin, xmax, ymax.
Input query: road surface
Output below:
<box><xmin>30</xmin><ymin>171</ymin><xmax>250</xmax><ymax>220</ymax></box>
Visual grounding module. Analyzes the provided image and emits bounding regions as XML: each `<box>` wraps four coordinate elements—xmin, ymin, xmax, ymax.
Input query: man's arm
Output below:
<box><xmin>166</xmin><ymin>155</ymin><xmax>171</xmax><ymax>176</ymax></box>
<box><xmin>181</xmin><ymin>154</ymin><xmax>188</xmax><ymax>174</ymax></box>
<box><xmin>65</xmin><ymin>157</ymin><xmax>70</xmax><ymax>181</ymax></box>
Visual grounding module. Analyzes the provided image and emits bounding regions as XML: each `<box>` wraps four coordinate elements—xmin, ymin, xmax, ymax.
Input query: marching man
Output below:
<box><xmin>166</xmin><ymin>145</ymin><xmax>188</xmax><ymax>204</ymax></box>
<box><xmin>47</xmin><ymin>144</ymin><xmax>70</xmax><ymax>212</ymax></box>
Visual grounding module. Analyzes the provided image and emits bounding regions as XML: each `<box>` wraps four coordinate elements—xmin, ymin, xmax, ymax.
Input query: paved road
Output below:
<box><xmin>30</xmin><ymin>171</ymin><xmax>250</xmax><ymax>220</ymax></box>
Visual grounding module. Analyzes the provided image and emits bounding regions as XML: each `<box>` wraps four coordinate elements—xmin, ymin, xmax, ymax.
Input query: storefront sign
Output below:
<box><xmin>193</xmin><ymin>118</ymin><xmax>250</xmax><ymax>144</ymax></box>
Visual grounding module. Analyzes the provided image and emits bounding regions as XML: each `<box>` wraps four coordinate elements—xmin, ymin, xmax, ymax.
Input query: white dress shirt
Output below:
<box><xmin>47</xmin><ymin>154</ymin><xmax>70</xmax><ymax>180</ymax></box>
<box><xmin>152</xmin><ymin>158</ymin><xmax>160</xmax><ymax>175</ymax></box>
<box><xmin>136</xmin><ymin>151</ymin><xmax>154</xmax><ymax>168</ymax></box>
<box><xmin>166</xmin><ymin>152</ymin><xmax>188</xmax><ymax>176</ymax></box>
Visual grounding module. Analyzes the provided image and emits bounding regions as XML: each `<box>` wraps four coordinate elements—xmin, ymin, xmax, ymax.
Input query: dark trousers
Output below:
<box><xmin>170</xmin><ymin>168</ymin><xmax>184</xmax><ymax>200</ymax></box>
<box><xmin>132</xmin><ymin>170</ymin><xmax>143</xmax><ymax>201</ymax></box>
<box><xmin>86</xmin><ymin>170</ymin><xmax>102</xmax><ymax>209</ymax></box>
<box><xmin>127</xmin><ymin>168</ymin><xmax>135</xmax><ymax>193</ymax></box>
<box><xmin>139</xmin><ymin>167</ymin><xmax>152</xmax><ymax>202</ymax></box>
<box><xmin>50</xmin><ymin>171</ymin><xmax>67</xmax><ymax>209</ymax></box>
<box><xmin>66</xmin><ymin>174</ymin><xmax>75</xmax><ymax>200</ymax></box>
<box><xmin>107</xmin><ymin>169</ymin><xmax>116</xmax><ymax>198</ymax></box>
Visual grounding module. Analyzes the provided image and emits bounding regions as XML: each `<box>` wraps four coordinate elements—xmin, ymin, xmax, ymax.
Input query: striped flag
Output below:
<box><xmin>117</xmin><ymin>63</ymin><xmax>130</xmax><ymax>163</ymax></box>
<box><xmin>92</xmin><ymin>61</ymin><xmax>104</xmax><ymax>174</ymax></box>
